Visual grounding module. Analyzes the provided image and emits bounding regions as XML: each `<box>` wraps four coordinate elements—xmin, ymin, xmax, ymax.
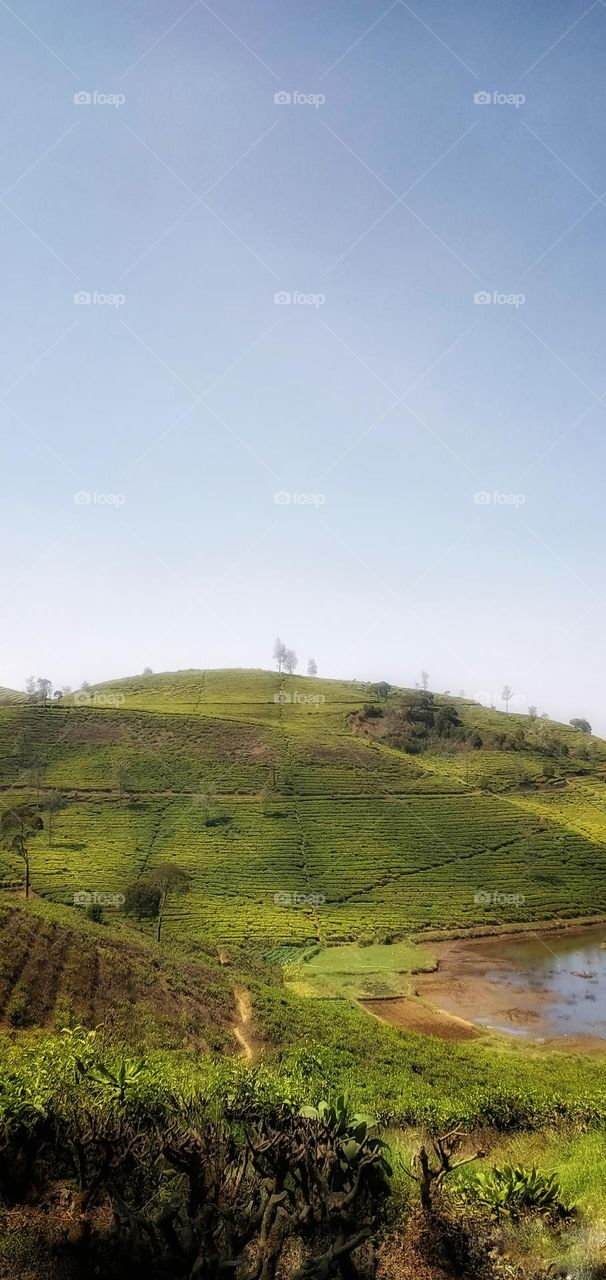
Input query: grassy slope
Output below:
<box><xmin>0</xmin><ymin>894</ymin><xmax>235</xmax><ymax>1049</ymax></box>
<box><xmin>0</xmin><ymin>669</ymin><xmax>605</xmax><ymax>946</ymax></box>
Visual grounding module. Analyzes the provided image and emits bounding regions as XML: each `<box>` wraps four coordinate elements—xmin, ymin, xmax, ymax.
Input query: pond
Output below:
<box><xmin>414</xmin><ymin>925</ymin><xmax>606</xmax><ymax>1045</ymax></box>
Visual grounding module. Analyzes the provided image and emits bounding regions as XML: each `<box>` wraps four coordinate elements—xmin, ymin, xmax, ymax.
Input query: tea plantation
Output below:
<box><xmin>0</xmin><ymin>669</ymin><xmax>605</xmax><ymax>946</ymax></box>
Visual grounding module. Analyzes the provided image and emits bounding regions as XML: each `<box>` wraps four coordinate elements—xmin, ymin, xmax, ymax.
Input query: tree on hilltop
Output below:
<box><xmin>570</xmin><ymin>717</ymin><xmax>591</xmax><ymax>734</ymax></box>
<box><xmin>284</xmin><ymin>649</ymin><xmax>297</xmax><ymax>675</ymax></box>
<box><xmin>307</xmin><ymin>658</ymin><xmax>318</xmax><ymax>677</ymax></box>
<box><xmin>370</xmin><ymin>682</ymin><xmax>391</xmax><ymax>702</ymax></box>
<box><xmin>37</xmin><ymin>678</ymin><xmax>52</xmax><ymax>706</ymax></box>
<box><xmin>502</xmin><ymin>685</ymin><xmax>513</xmax><ymax>712</ymax></box>
<box><xmin>273</xmin><ymin>637</ymin><xmax>287</xmax><ymax>672</ymax></box>
<box><xmin>420</xmin><ymin>670</ymin><xmax>429</xmax><ymax>691</ymax></box>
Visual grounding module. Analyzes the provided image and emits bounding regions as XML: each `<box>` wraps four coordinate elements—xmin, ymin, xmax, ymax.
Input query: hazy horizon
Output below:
<box><xmin>2</xmin><ymin>1</ymin><xmax>605</xmax><ymax>732</ymax></box>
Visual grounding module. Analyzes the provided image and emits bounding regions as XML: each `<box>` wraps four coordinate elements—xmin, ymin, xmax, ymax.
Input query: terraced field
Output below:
<box><xmin>0</xmin><ymin>670</ymin><xmax>605</xmax><ymax>945</ymax></box>
<box><xmin>0</xmin><ymin>898</ymin><xmax>232</xmax><ymax>1047</ymax></box>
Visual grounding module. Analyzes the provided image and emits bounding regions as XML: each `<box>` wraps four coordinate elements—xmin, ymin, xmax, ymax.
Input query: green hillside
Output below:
<box><xmin>0</xmin><ymin>687</ymin><xmax>24</xmax><ymax>706</ymax></box>
<box><xmin>1</xmin><ymin>669</ymin><xmax>605</xmax><ymax>947</ymax></box>
<box><xmin>0</xmin><ymin>895</ymin><xmax>233</xmax><ymax>1048</ymax></box>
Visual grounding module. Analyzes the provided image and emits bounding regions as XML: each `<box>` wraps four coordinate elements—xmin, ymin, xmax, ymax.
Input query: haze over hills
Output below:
<box><xmin>1</xmin><ymin>668</ymin><xmax>605</xmax><ymax>947</ymax></box>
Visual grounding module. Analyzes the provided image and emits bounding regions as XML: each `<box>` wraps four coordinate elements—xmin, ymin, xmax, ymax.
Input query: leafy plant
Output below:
<box><xmin>76</xmin><ymin>1056</ymin><xmax>147</xmax><ymax>1104</ymax></box>
<box><xmin>300</xmin><ymin>1094</ymin><xmax>392</xmax><ymax>1178</ymax></box>
<box><xmin>459</xmin><ymin>1163</ymin><xmax>574</xmax><ymax>1220</ymax></box>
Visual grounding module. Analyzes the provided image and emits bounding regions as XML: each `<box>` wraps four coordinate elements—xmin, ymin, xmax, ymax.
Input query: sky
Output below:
<box><xmin>1</xmin><ymin>0</ymin><xmax>605</xmax><ymax>729</ymax></box>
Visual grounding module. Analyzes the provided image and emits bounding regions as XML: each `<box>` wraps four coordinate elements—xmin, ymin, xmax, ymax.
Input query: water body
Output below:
<box><xmin>416</xmin><ymin>925</ymin><xmax>606</xmax><ymax>1045</ymax></box>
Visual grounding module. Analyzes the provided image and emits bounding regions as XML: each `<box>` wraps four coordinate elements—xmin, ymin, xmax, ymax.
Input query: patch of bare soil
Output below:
<box><xmin>361</xmin><ymin>997</ymin><xmax>479</xmax><ymax>1040</ymax></box>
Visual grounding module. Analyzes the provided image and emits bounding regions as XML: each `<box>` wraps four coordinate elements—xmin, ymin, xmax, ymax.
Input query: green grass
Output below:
<box><xmin>291</xmin><ymin>939</ymin><xmax>435</xmax><ymax>997</ymax></box>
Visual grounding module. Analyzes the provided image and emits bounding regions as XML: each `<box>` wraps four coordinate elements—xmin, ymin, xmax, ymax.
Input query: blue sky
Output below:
<box><xmin>1</xmin><ymin>0</ymin><xmax>605</xmax><ymax>729</ymax></box>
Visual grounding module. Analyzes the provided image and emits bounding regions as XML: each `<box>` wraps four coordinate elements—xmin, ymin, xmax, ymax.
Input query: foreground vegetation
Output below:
<box><xmin>1</xmin><ymin>1023</ymin><xmax>605</xmax><ymax>1278</ymax></box>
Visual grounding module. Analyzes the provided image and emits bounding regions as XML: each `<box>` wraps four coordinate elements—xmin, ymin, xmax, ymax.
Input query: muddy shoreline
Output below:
<box><xmin>365</xmin><ymin>920</ymin><xmax>606</xmax><ymax>1050</ymax></box>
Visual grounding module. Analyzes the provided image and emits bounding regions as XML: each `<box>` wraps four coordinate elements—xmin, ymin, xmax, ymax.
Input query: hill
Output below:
<box><xmin>0</xmin><ymin>687</ymin><xmax>24</xmax><ymax>706</ymax></box>
<box><xmin>0</xmin><ymin>669</ymin><xmax>605</xmax><ymax>948</ymax></box>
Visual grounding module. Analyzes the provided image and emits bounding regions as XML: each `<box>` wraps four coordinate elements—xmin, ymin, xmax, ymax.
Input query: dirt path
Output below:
<box><xmin>233</xmin><ymin>986</ymin><xmax>256</xmax><ymax>1061</ymax></box>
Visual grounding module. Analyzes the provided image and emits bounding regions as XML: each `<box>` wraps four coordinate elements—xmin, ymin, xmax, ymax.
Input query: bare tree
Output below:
<box><xmin>502</xmin><ymin>684</ymin><xmax>513</xmax><ymax>712</ymax></box>
<box><xmin>402</xmin><ymin>1126</ymin><xmax>484</xmax><ymax>1214</ymax></box>
<box><xmin>420</xmin><ymin>670</ymin><xmax>429</xmax><ymax>691</ymax></box>
<box><xmin>273</xmin><ymin>637</ymin><xmax>287</xmax><ymax>672</ymax></box>
<box><xmin>25</xmin><ymin>677</ymin><xmax>36</xmax><ymax>701</ymax></box>
<box><xmin>528</xmin><ymin>705</ymin><xmax>537</xmax><ymax>719</ymax></box>
<box><xmin>307</xmin><ymin>658</ymin><xmax>318</xmax><ymax>677</ymax></box>
<box><xmin>284</xmin><ymin>649</ymin><xmax>297</xmax><ymax>675</ymax></box>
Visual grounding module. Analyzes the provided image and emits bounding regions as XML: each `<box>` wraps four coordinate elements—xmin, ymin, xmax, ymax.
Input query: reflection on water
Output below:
<box><xmin>474</xmin><ymin>926</ymin><xmax>606</xmax><ymax>1039</ymax></box>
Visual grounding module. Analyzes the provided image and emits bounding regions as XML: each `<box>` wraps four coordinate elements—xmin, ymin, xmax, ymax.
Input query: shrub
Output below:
<box><xmin>459</xmin><ymin>1164</ymin><xmax>574</xmax><ymax>1221</ymax></box>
